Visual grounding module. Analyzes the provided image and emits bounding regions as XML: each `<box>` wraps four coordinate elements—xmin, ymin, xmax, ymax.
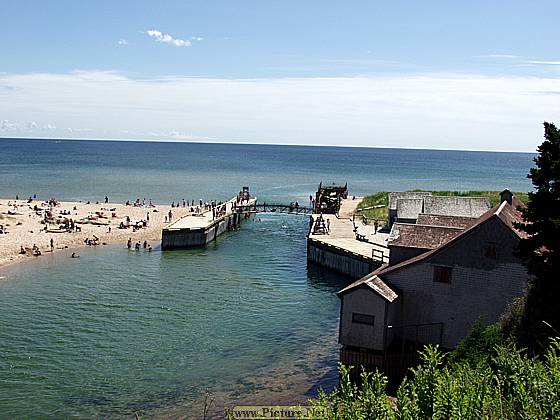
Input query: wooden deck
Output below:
<box><xmin>308</xmin><ymin>198</ymin><xmax>390</xmax><ymax>264</ymax></box>
<box><xmin>165</xmin><ymin>197</ymin><xmax>255</xmax><ymax>231</ymax></box>
<box><xmin>161</xmin><ymin>196</ymin><xmax>257</xmax><ymax>249</ymax></box>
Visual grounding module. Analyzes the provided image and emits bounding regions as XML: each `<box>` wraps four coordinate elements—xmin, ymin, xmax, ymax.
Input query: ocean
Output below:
<box><xmin>0</xmin><ymin>138</ymin><xmax>535</xmax><ymax>418</ymax></box>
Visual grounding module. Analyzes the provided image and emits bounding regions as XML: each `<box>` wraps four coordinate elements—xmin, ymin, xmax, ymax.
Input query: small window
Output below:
<box><xmin>433</xmin><ymin>265</ymin><xmax>452</xmax><ymax>283</ymax></box>
<box><xmin>352</xmin><ymin>313</ymin><xmax>375</xmax><ymax>326</ymax></box>
<box><xmin>485</xmin><ymin>244</ymin><xmax>498</xmax><ymax>260</ymax></box>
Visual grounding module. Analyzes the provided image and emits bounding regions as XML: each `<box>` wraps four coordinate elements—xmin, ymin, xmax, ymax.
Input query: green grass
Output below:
<box><xmin>355</xmin><ymin>192</ymin><xmax>388</xmax><ymax>222</ymax></box>
<box><xmin>356</xmin><ymin>190</ymin><xmax>529</xmax><ymax>223</ymax></box>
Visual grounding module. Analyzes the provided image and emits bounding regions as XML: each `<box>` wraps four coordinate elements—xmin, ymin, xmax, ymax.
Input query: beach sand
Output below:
<box><xmin>0</xmin><ymin>198</ymin><xmax>193</xmax><ymax>268</ymax></box>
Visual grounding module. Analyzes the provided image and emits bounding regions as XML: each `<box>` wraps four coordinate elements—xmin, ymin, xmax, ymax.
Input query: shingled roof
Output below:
<box><xmin>337</xmin><ymin>270</ymin><xmax>398</xmax><ymax>302</ymax></box>
<box><xmin>423</xmin><ymin>196</ymin><xmax>491</xmax><ymax>218</ymax></box>
<box><xmin>495</xmin><ymin>196</ymin><xmax>527</xmax><ymax>239</ymax></box>
<box><xmin>396</xmin><ymin>198</ymin><xmax>424</xmax><ymax>220</ymax></box>
<box><xmin>338</xmin><ymin>197</ymin><xmax>526</xmax><ymax>298</ymax></box>
<box><xmin>388</xmin><ymin>223</ymin><xmax>465</xmax><ymax>249</ymax></box>
<box><xmin>416</xmin><ymin>214</ymin><xmax>478</xmax><ymax>229</ymax></box>
<box><xmin>388</xmin><ymin>192</ymin><xmax>432</xmax><ymax>210</ymax></box>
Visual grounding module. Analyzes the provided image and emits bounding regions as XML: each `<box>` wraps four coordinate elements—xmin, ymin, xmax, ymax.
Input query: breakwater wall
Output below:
<box><xmin>161</xmin><ymin>197</ymin><xmax>256</xmax><ymax>250</ymax></box>
<box><xmin>307</xmin><ymin>238</ymin><xmax>381</xmax><ymax>279</ymax></box>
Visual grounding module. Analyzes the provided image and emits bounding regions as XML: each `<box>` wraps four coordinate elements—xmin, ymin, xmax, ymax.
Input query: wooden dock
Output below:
<box><xmin>307</xmin><ymin>198</ymin><xmax>390</xmax><ymax>278</ymax></box>
<box><xmin>161</xmin><ymin>194</ymin><xmax>257</xmax><ymax>249</ymax></box>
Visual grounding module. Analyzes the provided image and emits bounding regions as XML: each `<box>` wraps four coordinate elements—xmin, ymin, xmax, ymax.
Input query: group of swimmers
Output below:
<box><xmin>127</xmin><ymin>238</ymin><xmax>152</xmax><ymax>252</ymax></box>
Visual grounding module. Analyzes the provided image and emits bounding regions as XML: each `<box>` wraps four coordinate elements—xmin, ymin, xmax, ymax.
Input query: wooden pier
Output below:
<box><xmin>161</xmin><ymin>191</ymin><xmax>256</xmax><ymax>250</ymax></box>
<box><xmin>307</xmin><ymin>198</ymin><xmax>390</xmax><ymax>279</ymax></box>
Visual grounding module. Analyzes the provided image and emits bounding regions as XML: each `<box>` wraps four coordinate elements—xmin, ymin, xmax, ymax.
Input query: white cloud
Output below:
<box><xmin>146</xmin><ymin>29</ymin><xmax>191</xmax><ymax>47</ymax></box>
<box><xmin>478</xmin><ymin>54</ymin><xmax>518</xmax><ymax>59</ymax></box>
<box><xmin>478</xmin><ymin>55</ymin><xmax>560</xmax><ymax>68</ymax></box>
<box><xmin>1</xmin><ymin>120</ymin><xmax>20</xmax><ymax>131</ymax></box>
<box><xmin>191</xmin><ymin>36</ymin><xmax>203</xmax><ymax>41</ymax></box>
<box><xmin>525</xmin><ymin>60</ymin><xmax>560</xmax><ymax>66</ymax></box>
<box><xmin>118</xmin><ymin>39</ymin><xmax>128</xmax><ymax>46</ymax></box>
<box><xmin>0</xmin><ymin>71</ymin><xmax>559</xmax><ymax>151</ymax></box>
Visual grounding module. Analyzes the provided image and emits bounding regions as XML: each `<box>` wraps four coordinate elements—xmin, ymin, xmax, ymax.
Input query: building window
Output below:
<box><xmin>433</xmin><ymin>265</ymin><xmax>452</xmax><ymax>283</ymax></box>
<box><xmin>352</xmin><ymin>313</ymin><xmax>375</xmax><ymax>326</ymax></box>
<box><xmin>485</xmin><ymin>244</ymin><xmax>498</xmax><ymax>260</ymax></box>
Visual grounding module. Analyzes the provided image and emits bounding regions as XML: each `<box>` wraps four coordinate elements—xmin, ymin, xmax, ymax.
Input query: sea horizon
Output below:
<box><xmin>0</xmin><ymin>136</ymin><xmax>538</xmax><ymax>155</ymax></box>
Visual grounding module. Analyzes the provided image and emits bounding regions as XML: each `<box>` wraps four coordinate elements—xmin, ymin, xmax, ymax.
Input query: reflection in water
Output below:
<box><xmin>306</xmin><ymin>261</ymin><xmax>354</xmax><ymax>292</ymax></box>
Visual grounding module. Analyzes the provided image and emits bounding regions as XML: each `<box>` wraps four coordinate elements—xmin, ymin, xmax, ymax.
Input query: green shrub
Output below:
<box><xmin>310</xmin><ymin>339</ymin><xmax>560</xmax><ymax>419</ymax></box>
<box><xmin>449</xmin><ymin>320</ymin><xmax>506</xmax><ymax>364</ymax></box>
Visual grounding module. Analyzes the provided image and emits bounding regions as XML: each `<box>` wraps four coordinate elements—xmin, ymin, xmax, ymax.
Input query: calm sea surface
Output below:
<box><xmin>0</xmin><ymin>139</ymin><xmax>534</xmax><ymax>418</ymax></box>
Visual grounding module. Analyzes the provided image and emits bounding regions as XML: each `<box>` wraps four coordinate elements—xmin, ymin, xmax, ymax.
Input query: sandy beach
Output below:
<box><xmin>0</xmin><ymin>198</ymin><xmax>193</xmax><ymax>268</ymax></box>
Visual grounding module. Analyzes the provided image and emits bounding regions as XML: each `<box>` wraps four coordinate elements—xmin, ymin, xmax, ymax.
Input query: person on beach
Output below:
<box><xmin>135</xmin><ymin>241</ymin><xmax>141</xmax><ymax>251</ymax></box>
<box><xmin>326</xmin><ymin>218</ymin><xmax>330</xmax><ymax>233</ymax></box>
<box><xmin>71</xmin><ymin>252</ymin><xmax>79</xmax><ymax>258</ymax></box>
<box><xmin>50</xmin><ymin>238</ymin><xmax>54</xmax><ymax>251</ymax></box>
<box><xmin>19</xmin><ymin>246</ymin><xmax>26</xmax><ymax>255</ymax></box>
<box><xmin>127</xmin><ymin>238</ymin><xmax>132</xmax><ymax>249</ymax></box>
<box><xmin>168</xmin><ymin>209</ymin><xmax>173</xmax><ymax>222</ymax></box>
<box><xmin>143</xmin><ymin>240</ymin><xmax>148</xmax><ymax>249</ymax></box>
<box><xmin>104</xmin><ymin>196</ymin><xmax>108</xmax><ymax>204</ymax></box>
<box><xmin>147</xmin><ymin>244</ymin><xmax>152</xmax><ymax>252</ymax></box>
<box><xmin>373</xmin><ymin>219</ymin><xmax>379</xmax><ymax>234</ymax></box>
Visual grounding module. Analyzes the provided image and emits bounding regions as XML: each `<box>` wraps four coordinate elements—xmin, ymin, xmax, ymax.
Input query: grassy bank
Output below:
<box><xmin>356</xmin><ymin>190</ymin><xmax>529</xmax><ymax>223</ymax></box>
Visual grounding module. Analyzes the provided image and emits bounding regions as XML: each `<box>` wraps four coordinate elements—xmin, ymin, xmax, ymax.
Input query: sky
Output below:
<box><xmin>1</xmin><ymin>0</ymin><xmax>559</xmax><ymax>152</ymax></box>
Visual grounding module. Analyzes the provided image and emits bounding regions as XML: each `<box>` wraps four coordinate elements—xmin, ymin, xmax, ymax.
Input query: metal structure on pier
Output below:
<box><xmin>235</xmin><ymin>203</ymin><xmax>313</xmax><ymax>215</ymax></box>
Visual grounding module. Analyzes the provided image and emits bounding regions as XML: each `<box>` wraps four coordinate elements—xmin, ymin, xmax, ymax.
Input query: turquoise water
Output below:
<box><xmin>0</xmin><ymin>139</ymin><xmax>535</xmax><ymax>418</ymax></box>
<box><xmin>0</xmin><ymin>215</ymin><xmax>345</xmax><ymax>418</ymax></box>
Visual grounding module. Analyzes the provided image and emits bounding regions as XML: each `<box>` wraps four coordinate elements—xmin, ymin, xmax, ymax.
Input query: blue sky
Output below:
<box><xmin>1</xmin><ymin>0</ymin><xmax>559</xmax><ymax>151</ymax></box>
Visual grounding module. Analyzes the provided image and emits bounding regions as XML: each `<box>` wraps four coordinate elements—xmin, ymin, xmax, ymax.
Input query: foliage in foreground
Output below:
<box><xmin>310</xmin><ymin>339</ymin><xmax>560</xmax><ymax>419</ymax></box>
<box><xmin>513</xmin><ymin>121</ymin><xmax>560</xmax><ymax>354</ymax></box>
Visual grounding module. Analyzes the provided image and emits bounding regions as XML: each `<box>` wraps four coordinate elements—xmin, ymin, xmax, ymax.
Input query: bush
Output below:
<box><xmin>310</xmin><ymin>339</ymin><xmax>560</xmax><ymax>419</ymax></box>
<box><xmin>448</xmin><ymin>320</ymin><xmax>506</xmax><ymax>364</ymax></box>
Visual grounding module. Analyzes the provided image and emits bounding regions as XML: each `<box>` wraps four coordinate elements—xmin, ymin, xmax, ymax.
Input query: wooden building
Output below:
<box><xmin>388</xmin><ymin>192</ymin><xmax>491</xmax><ymax>228</ymax></box>
<box><xmin>338</xmin><ymin>190</ymin><xmax>527</xmax><ymax>381</ymax></box>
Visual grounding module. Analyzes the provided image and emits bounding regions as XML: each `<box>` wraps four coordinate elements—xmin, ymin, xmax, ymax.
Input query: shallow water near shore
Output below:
<box><xmin>0</xmin><ymin>139</ymin><xmax>535</xmax><ymax>418</ymax></box>
<box><xmin>0</xmin><ymin>215</ymin><xmax>346</xmax><ymax>418</ymax></box>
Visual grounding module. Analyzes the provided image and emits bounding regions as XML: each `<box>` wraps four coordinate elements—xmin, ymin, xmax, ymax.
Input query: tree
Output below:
<box><xmin>516</xmin><ymin>122</ymin><xmax>560</xmax><ymax>353</ymax></box>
